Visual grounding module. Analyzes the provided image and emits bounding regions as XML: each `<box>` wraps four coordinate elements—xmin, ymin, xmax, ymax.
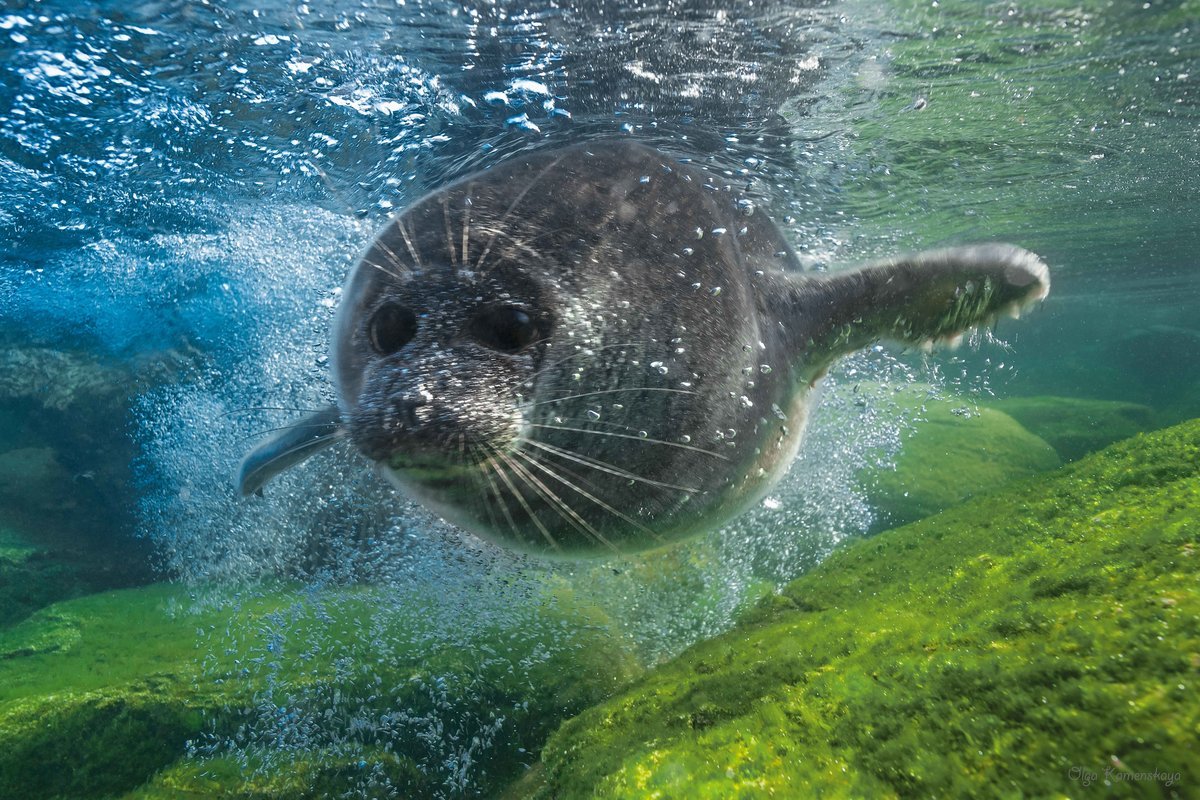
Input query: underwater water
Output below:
<box><xmin>1</xmin><ymin>0</ymin><xmax>1197</xmax><ymax>797</ymax></box>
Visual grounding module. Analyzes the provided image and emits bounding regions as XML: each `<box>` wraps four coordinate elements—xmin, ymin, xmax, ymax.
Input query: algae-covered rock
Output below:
<box><xmin>535</xmin><ymin>420</ymin><xmax>1200</xmax><ymax>798</ymax></box>
<box><xmin>859</xmin><ymin>386</ymin><xmax>1060</xmax><ymax>529</ymax></box>
<box><xmin>0</xmin><ymin>582</ymin><xmax>640</xmax><ymax>800</ymax></box>
<box><xmin>0</xmin><ymin>346</ymin><xmax>158</xmax><ymax>606</ymax></box>
<box><xmin>0</xmin><ymin>525</ymin><xmax>152</xmax><ymax>629</ymax></box>
<box><xmin>990</xmin><ymin>395</ymin><xmax>1157</xmax><ymax>462</ymax></box>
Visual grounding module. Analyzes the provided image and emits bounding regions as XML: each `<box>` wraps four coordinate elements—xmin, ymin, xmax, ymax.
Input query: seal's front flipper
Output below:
<box><xmin>779</xmin><ymin>243</ymin><xmax>1050</xmax><ymax>375</ymax></box>
<box><xmin>237</xmin><ymin>405</ymin><xmax>344</xmax><ymax>496</ymax></box>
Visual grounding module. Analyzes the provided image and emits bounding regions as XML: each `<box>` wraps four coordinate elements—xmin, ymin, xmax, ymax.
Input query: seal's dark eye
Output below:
<box><xmin>470</xmin><ymin>305</ymin><xmax>539</xmax><ymax>353</ymax></box>
<box><xmin>368</xmin><ymin>303</ymin><xmax>417</xmax><ymax>355</ymax></box>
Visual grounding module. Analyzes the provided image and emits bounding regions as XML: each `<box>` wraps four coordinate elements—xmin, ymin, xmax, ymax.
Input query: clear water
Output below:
<box><xmin>2</xmin><ymin>0</ymin><xmax>1197</xmax><ymax>796</ymax></box>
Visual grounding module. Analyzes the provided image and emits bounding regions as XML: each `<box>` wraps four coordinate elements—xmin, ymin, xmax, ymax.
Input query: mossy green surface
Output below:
<box><xmin>991</xmin><ymin>395</ymin><xmax>1157</xmax><ymax>462</ymax></box>
<box><xmin>535</xmin><ymin>419</ymin><xmax>1200</xmax><ymax>798</ymax></box>
<box><xmin>859</xmin><ymin>387</ymin><xmax>1060</xmax><ymax>529</ymax></box>
<box><xmin>123</xmin><ymin>749</ymin><xmax>432</xmax><ymax>800</ymax></box>
<box><xmin>0</xmin><ymin>526</ymin><xmax>90</xmax><ymax>628</ymax></box>
<box><xmin>0</xmin><ymin>581</ymin><xmax>639</xmax><ymax>799</ymax></box>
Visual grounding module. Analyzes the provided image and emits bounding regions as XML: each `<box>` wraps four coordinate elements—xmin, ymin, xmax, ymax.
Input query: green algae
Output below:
<box><xmin>991</xmin><ymin>395</ymin><xmax>1157</xmax><ymax>462</ymax></box>
<box><xmin>123</xmin><ymin>750</ymin><xmax>434</xmax><ymax>800</ymax></box>
<box><xmin>859</xmin><ymin>386</ymin><xmax>1060</xmax><ymax>529</ymax></box>
<box><xmin>0</xmin><ymin>582</ymin><xmax>639</xmax><ymax>799</ymax></box>
<box><xmin>535</xmin><ymin>419</ymin><xmax>1200</xmax><ymax>798</ymax></box>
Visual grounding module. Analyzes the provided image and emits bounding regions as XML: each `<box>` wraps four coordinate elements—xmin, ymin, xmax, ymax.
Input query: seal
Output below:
<box><xmin>238</xmin><ymin>141</ymin><xmax>1049</xmax><ymax>557</ymax></box>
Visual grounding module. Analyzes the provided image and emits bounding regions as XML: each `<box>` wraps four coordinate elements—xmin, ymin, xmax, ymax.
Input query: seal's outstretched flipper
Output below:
<box><xmin>237</xmin><ymin>405</ymin><xmax>344</xmax><ymax>496</ymax></box>
<box><xmin>776</xmin><ymin>243</ymin><xmax>1050</xmax><ymax>378</ymax></box>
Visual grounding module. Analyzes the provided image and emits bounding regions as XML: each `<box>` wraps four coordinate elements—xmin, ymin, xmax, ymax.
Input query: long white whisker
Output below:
<box><xmin>465</xmin><ymin>441</ymin><xmax>507</xmax><ymax>538</ymax></box>
<box><xmin>520</xmin><ymin>439</ymin><xmax>699</xmax><ymax>493</ymax></box>
<box><xmin>394</xmin><ymin>218</ymin><xmax>424</xmax><ymax>271</ymax></box>
<box><xmin>441</xmin><ymin>196</ymin><xmax>459</xmax><ymax>269</ymax></box>
<box><xmin>222</xmin><ymin>406</ymin><xmax>332</xmax><ymax>417</ymax></box>
<box><xmin>460</xmin><ymin>193</ymin><xmax>471</xmax><ymax>269</ymax></box>
<box><xmin>530</xmin><ymin>386</ymin><xmax>698</xmax><ymax>407</ymax></box>
<box><xmin>474</xmin><ymin>153</ymin><xmax>570</xmax><ymax>273</ymax></box>
<box><xmin>501</xmin><ymin>449</ymin><xmax>617</xmax><ymax>552</ymax></box>
<box><xmin>513</xmin><ymin>449</ymin><xmax>658</xmax><ymax>543</ymax></box>
<box><xmin>485</xmin><ymin>445</ymin><xmax>560</xmax><ymax>552</ymax></box>
<box><xmin>527</xmin><ymin>424</ymin><xmax>729</xmax><ymax>460</ymax></box>
<box><xmin>361</xmin><ymin>259</ymin><xmax>409</xmax><ymax>283</ymax></box>
<box><xmin>368</xmin><ymin>223</ymin><xmax>415</xmax><ymax>278</ymax></box>
<box><xmin>470</xmin><ymin>226</ymin><xmax>556</xmax><ymax>267</ymax></box>
<box><xmin>525</xmin><ymin>341</ymin><xmax>645</xmax><ymax>384</ymax></box>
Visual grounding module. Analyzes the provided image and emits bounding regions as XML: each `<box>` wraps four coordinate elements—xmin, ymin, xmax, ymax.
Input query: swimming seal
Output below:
<box><xmin>238</xmin><ymin>141</ymin><xmax>1049</xmax><ymax>557</ymax></box>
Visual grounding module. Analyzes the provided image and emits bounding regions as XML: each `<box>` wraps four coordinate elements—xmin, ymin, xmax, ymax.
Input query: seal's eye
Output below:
<box><xmin>368</xmin><ymin>303</ymin><xmax>417</xmax><ymax>355</ymax></box>
<box><xmin>470</xmin><ymin>305</ymin><xmax>539</xmax><ymax>353</ymax></box>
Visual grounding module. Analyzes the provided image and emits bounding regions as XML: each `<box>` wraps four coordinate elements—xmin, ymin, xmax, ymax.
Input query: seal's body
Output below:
<box><xmin>239</xmin><ymin>142</ymin><xmax>1049</xmax><ymax>557</ymax></box>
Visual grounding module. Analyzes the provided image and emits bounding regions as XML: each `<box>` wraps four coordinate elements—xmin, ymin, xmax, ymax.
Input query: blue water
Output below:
<box><xmin>2</xmin><ymin>0</ymin><xmax>1198</xmax><ymax>796</ymax></box>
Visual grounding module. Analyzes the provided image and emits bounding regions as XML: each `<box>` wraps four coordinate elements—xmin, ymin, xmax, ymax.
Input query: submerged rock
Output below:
<box><xmin>991</xmin><ymin>394</ymin><xmax>1157</xmax><ymax>462</ymax></box>
<box><xmin>0</xmin><ymin>582</ymin><xmax>639</xmax><ymax>800</ymax></box>
<box><xmin>858</xmin><ymin>386</ymin><xmax>1060</xmax><ymax>529</ymax></box>
<box><xmin>533</xmin><ymin>419</ymin><xmax>1200</xmax><ymax>798</ymax></box>
<box><xmin>0</xmin><ymin>344</ymin><xmax>201</xmax><ymax>616</ymax></box>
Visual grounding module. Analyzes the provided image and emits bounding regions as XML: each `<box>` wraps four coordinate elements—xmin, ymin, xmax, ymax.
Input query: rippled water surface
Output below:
<box><xmin>2</xmin><ymin>0</ymin><xmax>1197</xmax><ymax>796</ymax></box>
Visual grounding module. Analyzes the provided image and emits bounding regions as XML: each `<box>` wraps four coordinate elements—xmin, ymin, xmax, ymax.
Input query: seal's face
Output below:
<box><xmin>334</xmin><ymin>263</ymin><xmax>555</xmax><ymax>474</ymax></box>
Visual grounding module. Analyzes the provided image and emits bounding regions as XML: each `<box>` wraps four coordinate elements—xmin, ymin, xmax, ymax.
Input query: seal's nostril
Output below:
<box><xmin>394</xmin><ymin>395</ymin><xmax>427</xmax><ymax>426</ymax></box>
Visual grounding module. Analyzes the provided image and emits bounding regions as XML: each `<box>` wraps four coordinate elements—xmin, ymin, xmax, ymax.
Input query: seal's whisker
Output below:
<box><xmin>238</xmin><ymin>430</ymin><xmax>346</xmax><ymax>473</ymax></box>
<box><xmin>460</xmin><ymin>197</ymin><xmax>471</xmax><ymax>270</ymax></box>
<box><xmin>300</xmin><ymin>157</ymin><xmax>373</xmax><ymax>234</ymax></box>
<box><xmin>441</xmin><ymin>197</ymin><xmax>459</xmax><ymax>269</ymax></box>
<box><xmin>481</xmin><ymin>460</ymin><xmax>520</xmax><ymax>545</ymax></box>
<box><xmin>465</xmin><ymin>441</ymin><xmax>508</xmax><ymax>539</ymax></box>
<box><xmin>394</xmin><ymin>218</ymin><xmax>424</xmax><ymax>271</ymax></box>
<box><xmin>474</xmin><ymin>152</ymin><xmax>570</xmax><ymax>273</ymax></box>
<box><xmin>527</xmin><ymin>423</ymin><xmax>729</xmax><ymax>460</ymax></box>
<box><xmin>501</xmin><ymin>448</ymin><xmax>617</xmax><ymax>552</ymax></box>
<box><xmin>236</xmin><ymin>423</ymin><xmax>345</xmax><ymax>448</ymax></box>
<box><xmin>530</xmin><ymin>386</ymin><xmax>698</xmax><ymax>407</ymax></box>
<box><xmin>525</xmin><ymin>341</ymin><xmax>645</xmax><ymax>383</ymax></box>
<box><xmin>514</xmin><ymin>449</ymin><xmax>657</xmax><ymax>544</ymax></box>
<box><xmin>471</xmin><ymin>226</ymin><xmax>556</xmax><ymax>269</ymax></box>
<box><xmin>363</xmin><ymin>217</ymin><xmax>414</xmax><ymax>277</ymax></box>
<box><xmin>222</xmin><ymin>406</ymin><xmax>332</xmax><ymax>418</ymax></box>
<box><xmin>361</xmin><ymin>259</ymin><xmax>409</xmax><ymax>283</ymax></box>
<box><xmin>485</xmin><ymin>446</ymin><xmax>560</xmax><ymax>552</ymax></box>
<box><xmin>519</xmin><ymin>439</ymin><xmax>698</xmax><ymax>493</ymax></box>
